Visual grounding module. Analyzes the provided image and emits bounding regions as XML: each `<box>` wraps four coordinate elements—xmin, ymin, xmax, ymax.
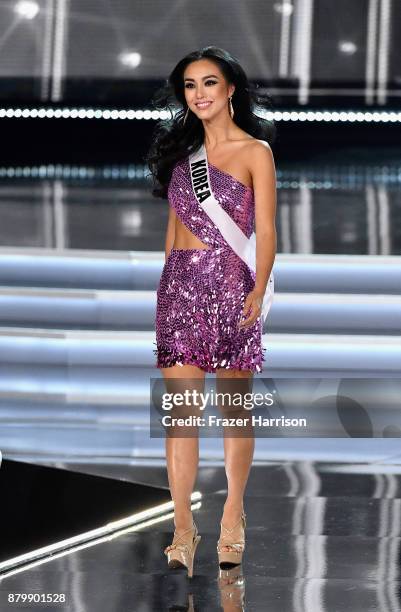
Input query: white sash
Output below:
<box><xmin>188</xmin><ymin>143</ymin><xmax>274</xmax><ymax>323</ymax></box>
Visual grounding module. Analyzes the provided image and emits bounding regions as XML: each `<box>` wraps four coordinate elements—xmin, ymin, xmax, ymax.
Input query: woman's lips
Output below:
<box><xmin>196</xmin><ymin>102</ymin><xmax>213</xmax><ymax>109</ymax></box>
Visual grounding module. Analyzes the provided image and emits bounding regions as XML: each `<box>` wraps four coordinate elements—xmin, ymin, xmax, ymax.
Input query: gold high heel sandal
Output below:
<box><xmin>217</xmin><ymin>511</ymin><xmax>246</xmax><ymax>569</ymax></box>
<box><xmin>164</xmin><ymin>521</ymin><xmax>201</xmax><ymax>578</ymax></box>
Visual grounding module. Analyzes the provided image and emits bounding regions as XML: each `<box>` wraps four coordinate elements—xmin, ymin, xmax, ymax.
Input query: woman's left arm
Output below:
<box><xmin>239</xmin><ymin>141</ymin><xmax>277</xmax><ymax>330</ymax></box>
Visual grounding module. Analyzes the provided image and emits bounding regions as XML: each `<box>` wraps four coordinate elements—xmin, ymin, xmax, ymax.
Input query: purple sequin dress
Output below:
<box><xmin>154</xmin><ymin>156</ymin><xmax>266</xmax><ymax>373</ymax></box>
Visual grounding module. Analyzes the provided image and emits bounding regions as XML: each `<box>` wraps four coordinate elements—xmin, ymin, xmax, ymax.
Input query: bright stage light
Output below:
<box><xmin>273</xmin><ymin>1</ymin><xmax>294</xmax><ymax>16</ymax></box>
<box><xmin>14</xmin><ymin>0</ymin><xmax>39</xmax><ymax>19</ymax></box>
<box><xmin>339</xmin><ymin>41</ymin><xmax>357</xmax><ymax>54</ymax></box>
<box><xmin>119</xmin><ymin>52</ymin><xmax>141</xmax><ymax>68</ymax></box>
<box><xmin>0</xmin><ymin>106</ymin><xmax>400</xmax><ymax>123</ymax></box>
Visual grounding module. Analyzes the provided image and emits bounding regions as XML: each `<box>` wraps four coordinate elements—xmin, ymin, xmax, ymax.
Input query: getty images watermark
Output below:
<box><xmin>160</xmin><ymin>388</ymin><xmax>306</xmax><ymax>429</ymax></box>
<box><xmin>149</xmin><ymin>377</ymin><xmax>311</xmax><ymax>438</ymax></box>
<box><xmin>149</xmin><ymin>377</ymin><xmax>401</xmax><ymax>438</ymax></box>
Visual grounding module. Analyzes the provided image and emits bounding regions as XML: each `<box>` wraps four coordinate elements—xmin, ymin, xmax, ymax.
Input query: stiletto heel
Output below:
<box><xmin>217</xmin><ymin>511</ymin><xmax>246</xmax><ymax>569</ymax></box>
<box><xmin>164</xmin><ymin>521</ymin><xmax>201</xmax><ymax>578</ymax></box>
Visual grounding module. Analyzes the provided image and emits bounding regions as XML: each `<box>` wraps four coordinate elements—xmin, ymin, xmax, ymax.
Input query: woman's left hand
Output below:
<box><xmin>238</xmin><ymin>289</ymin><xmax>264</xmax><ymax>329</ymax></box>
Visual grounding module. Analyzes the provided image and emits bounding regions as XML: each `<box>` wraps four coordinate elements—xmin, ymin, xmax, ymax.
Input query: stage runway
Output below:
<box><xmin>1</xmin><ymin>457</ymin><xmax>401</xmax><ymax>611</ymax></box>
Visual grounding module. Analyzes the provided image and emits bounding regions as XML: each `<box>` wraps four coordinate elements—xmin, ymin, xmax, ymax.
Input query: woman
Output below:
<box><xmin>146</xmin><ymin>46</ymin><xmax>277</xmax><ymax>578</ymax></box>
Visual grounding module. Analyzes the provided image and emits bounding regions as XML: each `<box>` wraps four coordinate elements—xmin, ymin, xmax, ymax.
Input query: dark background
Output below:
<box><xmin>0</xmin><ymin>0</ymin><xmax>400</xmax><ymax>164</ymax></box>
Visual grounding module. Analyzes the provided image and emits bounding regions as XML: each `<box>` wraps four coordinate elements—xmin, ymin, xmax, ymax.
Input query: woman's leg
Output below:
<box><xmin>216</xmin><ymin>368</ymin><xmax>254</xmax><ymax>551</ymax></box>
<box><xmin>161</xmin><ymin>363</ymin><xmax>205</xmax><ymax>534</ymax></box>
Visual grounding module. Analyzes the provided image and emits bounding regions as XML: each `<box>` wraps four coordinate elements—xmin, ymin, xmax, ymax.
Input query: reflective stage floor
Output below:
<box><xmin>1</xmin><ymin>458</ymin><xmax>401</xmax><ymax>611</ymax></box>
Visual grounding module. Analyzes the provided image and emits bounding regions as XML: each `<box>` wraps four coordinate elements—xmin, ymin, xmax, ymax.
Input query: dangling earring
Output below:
<box><xmin>229</xmin><ymin>96</ymin><xmax>234</xmax><ymax>119</ymax></box>
<box><xmin>183</xmin><ymin>106</ymin><xmax>189</xmax><ymax>125</ymax></box>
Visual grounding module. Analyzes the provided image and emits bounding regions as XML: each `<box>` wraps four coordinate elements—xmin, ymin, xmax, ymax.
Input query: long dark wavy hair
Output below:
<box><xmin>145</xmin><ymin>46</ymin><xmax>277</xmax><ymax>200</ymax></box>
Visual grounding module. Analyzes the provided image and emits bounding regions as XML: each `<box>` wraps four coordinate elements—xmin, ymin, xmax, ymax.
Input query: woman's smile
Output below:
<box><xmin>195</xmin><ymin>101</ymin><xmax>213</xmax><ymax>109</ymax></box>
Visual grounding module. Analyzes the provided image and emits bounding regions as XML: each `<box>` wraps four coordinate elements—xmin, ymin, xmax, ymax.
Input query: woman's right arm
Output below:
<box><xmin>165</xmin><ymin>204</ymin><xmax>176</xmax><ymax>261</ymax></box>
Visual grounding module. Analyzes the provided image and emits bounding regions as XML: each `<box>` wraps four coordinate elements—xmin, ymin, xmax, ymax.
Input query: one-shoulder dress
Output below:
<box><xmin>154</xmin><ymin>156</ymin><xmax>266</xmax><ymax>373</ymax></box>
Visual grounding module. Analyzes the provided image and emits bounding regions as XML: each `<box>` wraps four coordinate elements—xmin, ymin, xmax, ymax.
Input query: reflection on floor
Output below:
<box><xmin>1</xmin><ymin>458</ymin><xmax>400</xmax><ymax>611</ymax></box>
<box><xmin>0</xmin><ymin>147</ymin><xmax>400</xmax><ymax>254</ymax></box>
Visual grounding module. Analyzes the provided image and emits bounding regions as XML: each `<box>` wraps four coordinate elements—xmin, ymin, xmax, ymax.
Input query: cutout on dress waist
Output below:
<box><xmin>173</xmin><ymin>213</ymin><xmax>212</xmax><ymax>250</ymax></box>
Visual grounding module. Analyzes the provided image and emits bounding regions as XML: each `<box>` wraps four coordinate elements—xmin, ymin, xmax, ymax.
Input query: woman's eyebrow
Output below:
<box><xmin>184</xmin><ymin>74</ymin><xmax>219</xmax><ymax>81</ymax></box>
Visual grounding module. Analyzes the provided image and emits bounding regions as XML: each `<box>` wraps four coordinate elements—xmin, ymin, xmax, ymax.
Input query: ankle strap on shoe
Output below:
<box><xmin>221</xmin><ymin>513</ymin><xmax>246</xmax><ymax>534</ymax></box>
<box><xmin>165</xmin><ymin>522</ymin><xmax>197</xmax><ymax>554</ymax></box>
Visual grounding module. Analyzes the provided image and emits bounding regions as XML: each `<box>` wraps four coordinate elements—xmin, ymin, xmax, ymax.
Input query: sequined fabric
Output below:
<box><xmin>154</xmin><ymin>157</ymin><xmax>266</xmax><ymax>373</ymax></box>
